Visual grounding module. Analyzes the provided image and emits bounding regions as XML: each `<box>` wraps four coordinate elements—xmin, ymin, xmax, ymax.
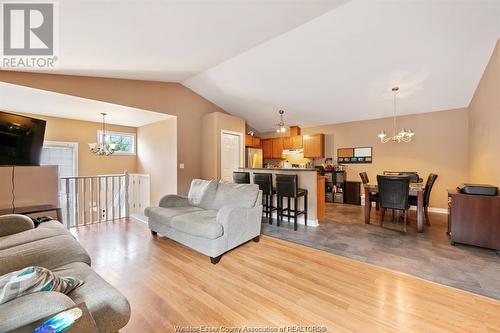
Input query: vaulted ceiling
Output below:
<box><xmin>2</xmin><ymin>0</ymin><xmax>498</xmax><ymax>131</ymax></box>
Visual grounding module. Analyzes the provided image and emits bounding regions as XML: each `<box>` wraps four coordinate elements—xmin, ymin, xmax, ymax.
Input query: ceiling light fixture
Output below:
<box><xmin>88</xmin><ymin>113</ymin><xmax>117</xmax><ymax>155</ymax></box>
<box><xmin>276</xmin><ymin>110</ymin><xmax>287</xmax><ymax>134</ymax></box>
<box><xmin>378</xmin><ymin>87</ymin><xmax>415</xmax><ymax>143</ymax></box>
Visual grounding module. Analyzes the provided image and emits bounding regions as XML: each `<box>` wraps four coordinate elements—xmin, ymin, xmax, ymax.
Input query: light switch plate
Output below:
<box><xmin>179</xmin><ymin>163</ymin><xmax>185</xmax><ymax>169</ymax></box>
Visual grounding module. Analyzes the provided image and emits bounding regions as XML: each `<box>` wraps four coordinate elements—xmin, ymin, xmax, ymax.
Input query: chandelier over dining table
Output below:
<box><xmin>378</xmin><ymin>87</ymin><xmax>415</xmax><ymax>143</ymax></box>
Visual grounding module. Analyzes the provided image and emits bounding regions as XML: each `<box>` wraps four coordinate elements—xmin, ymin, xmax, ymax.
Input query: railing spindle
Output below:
<box><xmin>82</xmin><ymin>178</ymin><xmax>87</xmax><ymax>225</ymax></box>
<box><xmin>74</xmin><ymin>178</ymin><xmax>79</xmax><ymax>227</ymax></box>
<box><xmin>98</xmin><ymin>177</ymin><xmax>101</xmax><ymax>223</ymax></box>
<box><xmin>105</xmin><ymin>176</ymin><xmax>109</xmax><ymax>221</ymax></box>
<box><xmin>65</xmin><ymin>178</ymin><xmax>70</xmax><ymax>227</ymax></box>
<box><xmin>111</xmin><ymin>176</ymin><xmax>115</xmax><ymax>221</ymax></box>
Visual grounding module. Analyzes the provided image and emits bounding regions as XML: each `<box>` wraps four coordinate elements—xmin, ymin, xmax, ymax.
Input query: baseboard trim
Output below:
<box><xmin>409</xmin><ymin>206</ymin><xmax>448</xmax><ymax>214</ymax></box>
<box><xmin>268</xmin><ymin>211</ymin><xmax>319</xmax><ymax>227</ymax></box>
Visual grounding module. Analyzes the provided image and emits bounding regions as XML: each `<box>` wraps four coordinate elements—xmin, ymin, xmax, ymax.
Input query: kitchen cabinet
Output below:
<box><xmin>245</xmin><ymin>135</ymin><xmax>262</xmax><ymax>148</ymax></box>
<box><xmin>252</xmin><ymin>136</ymin><xmax>261</xmax><ymax>147</ymax></box>
<box><xmin>303</xmin><ymin>134</ymin><xmax>325</xmax><ymax>158</ymax></box>
<box><xmin>262</xmin><ymin>139</ymin><xmax>273</xmax><ymax>159</ymax></box>
<box><xmin>272</xmin><ymin>137</ymin><xmax>284</xmax><ymax>159</ymax></box>
<box><xmin>292</xmin><ymin>135</ymin><xmax>303</xmax><ymax>149</ymax></box>
<box><xmin>283</xmin><ymin>135</ymin><xmax>303</xmax><ymax>150</ymax></box>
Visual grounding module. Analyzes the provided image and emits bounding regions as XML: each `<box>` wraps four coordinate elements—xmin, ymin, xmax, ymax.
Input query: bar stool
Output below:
<box><xmin>275</xmin><ymin>174</ymin><xmax>308</xmax><ymax>231</ymax></box>
<box><xmin>253</xmin><ymin>173</ymin><xmax>276</xmax><ymax>223</ymax></box>
<box><xmin>233</xmin><ymin>171</ymin><xmax>250</xmax><ymax>184</ymax></box>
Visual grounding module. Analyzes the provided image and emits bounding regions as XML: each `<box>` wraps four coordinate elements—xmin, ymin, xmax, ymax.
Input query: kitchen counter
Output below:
<box><xmin>239</xmin><ymin>167</ymin><xmax>317</xmax><ymax>171</ymax></box>
<box><xmin>239</xmin><ymin>167</ymin><xmax>325</xmax><ymax>226</ymax></box>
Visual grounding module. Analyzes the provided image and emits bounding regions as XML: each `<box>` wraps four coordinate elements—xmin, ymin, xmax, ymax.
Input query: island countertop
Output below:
<box><xmin>239</xmin><ymin>167</ymin><xmax>317</xmax><ymax>172</ymax></box>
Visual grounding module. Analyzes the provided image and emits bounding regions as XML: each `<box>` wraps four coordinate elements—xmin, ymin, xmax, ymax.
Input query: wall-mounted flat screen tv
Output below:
<box><xmin>0</xmin><ymin>111</ymin><xmax>46</xmax><ymax>166</ymax></box>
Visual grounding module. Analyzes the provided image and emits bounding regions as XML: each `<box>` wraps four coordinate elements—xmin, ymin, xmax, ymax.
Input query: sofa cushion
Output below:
<box><xmin>0</xmin><ymin>291</ymin><xmax>76</xmax><ymax>332</ymax></box>
<box><xmin>188</xmin><ymin>179</ymin><xmax>218</xmax><ymax>209</ymax></box>
<box><xmin>0</xmin><ymin>221</ymin><xmax>68</xmax><ymax>250</ymax></box>
<box><xmin>170</xmin><ymin>210</ymin><xmax>223</xmax><ymax>240</ymax></box>
<box><xmin>51</xmin><ymin>262</ymin><xmax>130</xmax><ymax>332</ymax></box>
<box><xmin>212</xmin><ymin>182</ymin><xmax>260</xmax><ymax>210</ymax></box>
<box><xmin>0</xmin><ymin>235</ymin><xmax>91</xmax><ymax>276</ymax></box>
<box><xmin>0</xmin><ymin>266</ymin><xmax>84</xmax><ymax>305</ymax></box>
<box><xmin>145</xmin><ymin>206</ymin><xmax>203</xmax><ymax>226</ymax></box>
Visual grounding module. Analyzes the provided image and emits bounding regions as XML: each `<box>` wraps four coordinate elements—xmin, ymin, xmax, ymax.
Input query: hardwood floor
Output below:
<box><xmin>71</xmin><ymin>219</ymin><xmax>500</xmax><ymax>333</ymax></box>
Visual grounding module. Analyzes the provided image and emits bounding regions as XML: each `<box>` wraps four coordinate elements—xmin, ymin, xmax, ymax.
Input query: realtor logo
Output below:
<box><xmin>2</xmin><ymin>2</ymin><xmax>58</xmax><ymax>67</ymax></box>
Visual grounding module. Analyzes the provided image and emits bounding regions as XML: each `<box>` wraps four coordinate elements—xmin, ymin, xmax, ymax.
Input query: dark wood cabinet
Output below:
<box><xmin>448</xmin><ymin>190</ymin><xmax>500</xmax><ymax>250</ymax></box>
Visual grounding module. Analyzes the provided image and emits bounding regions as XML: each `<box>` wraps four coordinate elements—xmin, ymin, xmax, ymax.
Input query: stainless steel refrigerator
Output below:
<box><xmin>246</xmin><ymin>148</ymin><xmax>263</xmax><ymax>168</ymax></box>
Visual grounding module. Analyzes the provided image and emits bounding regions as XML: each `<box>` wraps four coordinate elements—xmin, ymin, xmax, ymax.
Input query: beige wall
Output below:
<box><xmin>137</xmin><ymin>118</ymin><xmax>177</xmax><ymax>205</ymax></box>
<box><xmin>202</xmin><ymin>112</ymin><xmax>246</xmax><ymax>180</ymax></box>
<box><xmin>468</xmin><ymin>40</ymin><xmax>500</xmax><ymax>186</ymax></box>
<box><xmin>0</xmin><ymin>71</ymin><xmax>225</xmax><ymax>195</ymax></box>
<box><xmin>23</xmin><ymin>113</ymin><xmax>137</xmax><ymax>176</ymax></box>
<box><xmin>302</xmin><ymin>108</ymin><xmax>470</xmax><ymax>209</ymax></box>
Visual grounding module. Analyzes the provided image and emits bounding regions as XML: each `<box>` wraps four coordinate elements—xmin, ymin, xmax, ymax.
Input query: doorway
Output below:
<box><xmin>220</xmin><ymin>130</ymin><xmax>243</xmax><ymax>182</ymax></box>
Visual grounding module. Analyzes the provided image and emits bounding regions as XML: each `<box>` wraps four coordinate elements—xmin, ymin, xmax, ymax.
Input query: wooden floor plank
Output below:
<box><xmin>71</xmin><ymin>219</ymin><xmax>500</xmax><ymax>333</ymax></box>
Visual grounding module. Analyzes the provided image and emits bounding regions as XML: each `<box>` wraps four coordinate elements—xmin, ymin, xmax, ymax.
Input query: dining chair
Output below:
<box><xmin>233</xmin><ymin>171</ymin><xmax>250</xmax><ymax>184</ymax></box>
<box><xmin>377</xmin><ymin>175</ymin><xmax>410</xmax><ymax>232</ymax></box>
<box><xmin>359</xmin><ymin>172</ymin><xmax>379</xmax><ymax>210</ymax></box>
<box><xmin>383</xmin><ymin>171</ymin><xmax>421</xmax><ymax>183</ymax></box>
<box><xmin>409</xmin><ymin>173</ymin><xmax>438</xmax><ymax>225</ymax></box>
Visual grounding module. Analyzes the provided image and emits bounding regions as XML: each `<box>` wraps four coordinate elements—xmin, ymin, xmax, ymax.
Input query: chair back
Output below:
<box><xmin>359</xmin><ymin>172</ymin><xmax>369</xmax><ymax>184</ymax></box>
<box><xmin>377</xmin><ymin>175</ymin><xmax>410</xmax><ymax>210</ymax></box>
<box><xmin>233</xmin><ymin>171</ymin><xmax>250</xmax><ymax>184</ymax></box>
<box><xmin>383</xmin><ymin>171</ymin><xmax>420</xmax><ymax>183</ymax></box>
<box><xmin>253</xmin><ymin>173</ymin><xmax>273</xmax><ymax>195</ymax></box>
<box><xmin>423</xmin><ymin>173</ymin><xmax>438</xmax><ymax>206</ymax></box>
<box><xmin>275</xmin><ymin>174</ymin><xmax>298</xmax><ymax>197</ymax></box>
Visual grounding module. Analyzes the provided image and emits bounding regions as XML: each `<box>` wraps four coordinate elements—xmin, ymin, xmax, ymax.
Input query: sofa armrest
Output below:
<box><xmin>217</xmin><ymin>205</ymin><xmax>262</xmax><ymax>249</ymax></box>
<box><xmin>0</xmin><ymin>291</ymin><xmax>76</xmax><ymax>332</ymax></box>
<box><xmin>159</xmin><ymin>194</ymin><xmax>190</xmax><ymax>208</ymax></box>
<box><xmin>0</xmin><ymin>214</ymin><xmax>35</xmax><ymax>237</ymax></box>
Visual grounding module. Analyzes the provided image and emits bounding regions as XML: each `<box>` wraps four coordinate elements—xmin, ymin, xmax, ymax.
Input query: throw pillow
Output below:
<box><xmin>0</xmin><ymin>266</ymin><xmax>84</xmax><ymax>305</ymax></box>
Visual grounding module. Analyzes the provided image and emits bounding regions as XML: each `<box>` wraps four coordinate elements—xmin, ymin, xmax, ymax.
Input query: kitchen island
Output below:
<box><xmin>239</xmin><ymin>168</ymin><xmax>325</xmax><ymax>226</ymax></box>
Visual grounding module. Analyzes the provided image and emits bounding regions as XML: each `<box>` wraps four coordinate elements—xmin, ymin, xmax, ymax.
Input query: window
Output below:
<box><xmin>41</xmin><ymin>141</ymin><xmax>78</xmax><ymax>178</ymax></box>
<box><xmin>98</xmin><ymin>130</ymin><xmax>136</xmax><ymax>155</ymax></box>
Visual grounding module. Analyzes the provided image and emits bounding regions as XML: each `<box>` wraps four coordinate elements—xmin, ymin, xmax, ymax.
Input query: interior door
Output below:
<box><xmin>221</xmin><ymin>132</ymin><xmax>242</xmax><ymax>182</ymax></box>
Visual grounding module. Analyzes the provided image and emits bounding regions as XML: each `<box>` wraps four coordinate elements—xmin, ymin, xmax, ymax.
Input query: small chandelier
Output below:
<box><xmin>276</xmin><ymin>110</ymin><xmax>287</xmax><ymax>133</ymax></box>
<box><xmin>378</xmin><ymin>87</ymin><xmax>415</xmax><ymax>143</ymax></box>
<box><xmin>88</xmin><ymin>113</ymin><xmax>117</xmax><ymax>155</ymax></box>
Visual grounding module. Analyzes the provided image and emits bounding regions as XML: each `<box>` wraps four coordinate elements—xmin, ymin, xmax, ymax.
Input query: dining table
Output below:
<box><xmin>364</xmin><ymin>183</ymin><xmax>426</xmax><ymax>232</ymax></box>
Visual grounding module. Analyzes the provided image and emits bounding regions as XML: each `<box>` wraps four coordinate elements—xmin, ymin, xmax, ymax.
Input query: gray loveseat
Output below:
<box><xmin>145</xmin><ymin>179</ymin><xmax>262</xmax><ymax>264</ymax></box>
<box><xmin>0</xmin><ymin>214</ymin><xmax>130</xmax><ymax>332</ymax></box>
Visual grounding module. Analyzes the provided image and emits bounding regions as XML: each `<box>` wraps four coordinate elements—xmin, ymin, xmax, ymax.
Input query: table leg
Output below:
<box><xmin>364</xmin><ymin>190</ymin><xmax>371</xmax><ymax>224</ymax></box>
<box><xmin>417</xmin><ymin>190</ymin><xmax>424</xmax><ymax>232</ymax></box>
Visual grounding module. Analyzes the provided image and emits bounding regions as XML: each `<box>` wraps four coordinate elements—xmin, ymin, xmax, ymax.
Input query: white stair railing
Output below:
<box><xmin>59</xmin><ymin>172</ymin><xmax>130</xmax><ymax>228</ymax></box>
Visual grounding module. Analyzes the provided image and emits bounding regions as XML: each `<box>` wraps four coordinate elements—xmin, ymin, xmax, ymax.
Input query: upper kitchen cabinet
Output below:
<box><xmin>272</xmin><ymin>137</ymin><xmax>284</xmax><ymax>159</ymax></box>
<box><xmin>245</xmin><ymin>134</ymin><xmax>261</xmax><ymax>148</ymax></box>
<box><xmin>262</xmin><ymin>139</ymin><xmax>273</xmax><ymax>159</ymax></box>
<box><xmin>283</xmin><ymin>135</ymin><xmax>302</xmax><ymax>150</ymax></box>
<box><xmin>303</xmin><ymin>134</ymin><xmax>325</xmax><ymax>158</ymax></box>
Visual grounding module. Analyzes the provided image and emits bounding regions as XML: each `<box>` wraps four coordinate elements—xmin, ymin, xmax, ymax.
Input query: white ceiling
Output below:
<box><xmin>4</xmin><ymin>0</ymin><xmax>347</xmax><ymax>82</ymax></box>
<box><xmin>0</xmin><ymin>82</ymin><xmax>170</xmax><ymax>127</ymax></box>
<box><xmin>184</xmin><ymin>0</ymin><xmax>500</xmax><ymax>131</ymax></box>
<box><xmin>1</xmin><ymin>0</ymin><xmax>498</xmax><ymax>131</ymax></box>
